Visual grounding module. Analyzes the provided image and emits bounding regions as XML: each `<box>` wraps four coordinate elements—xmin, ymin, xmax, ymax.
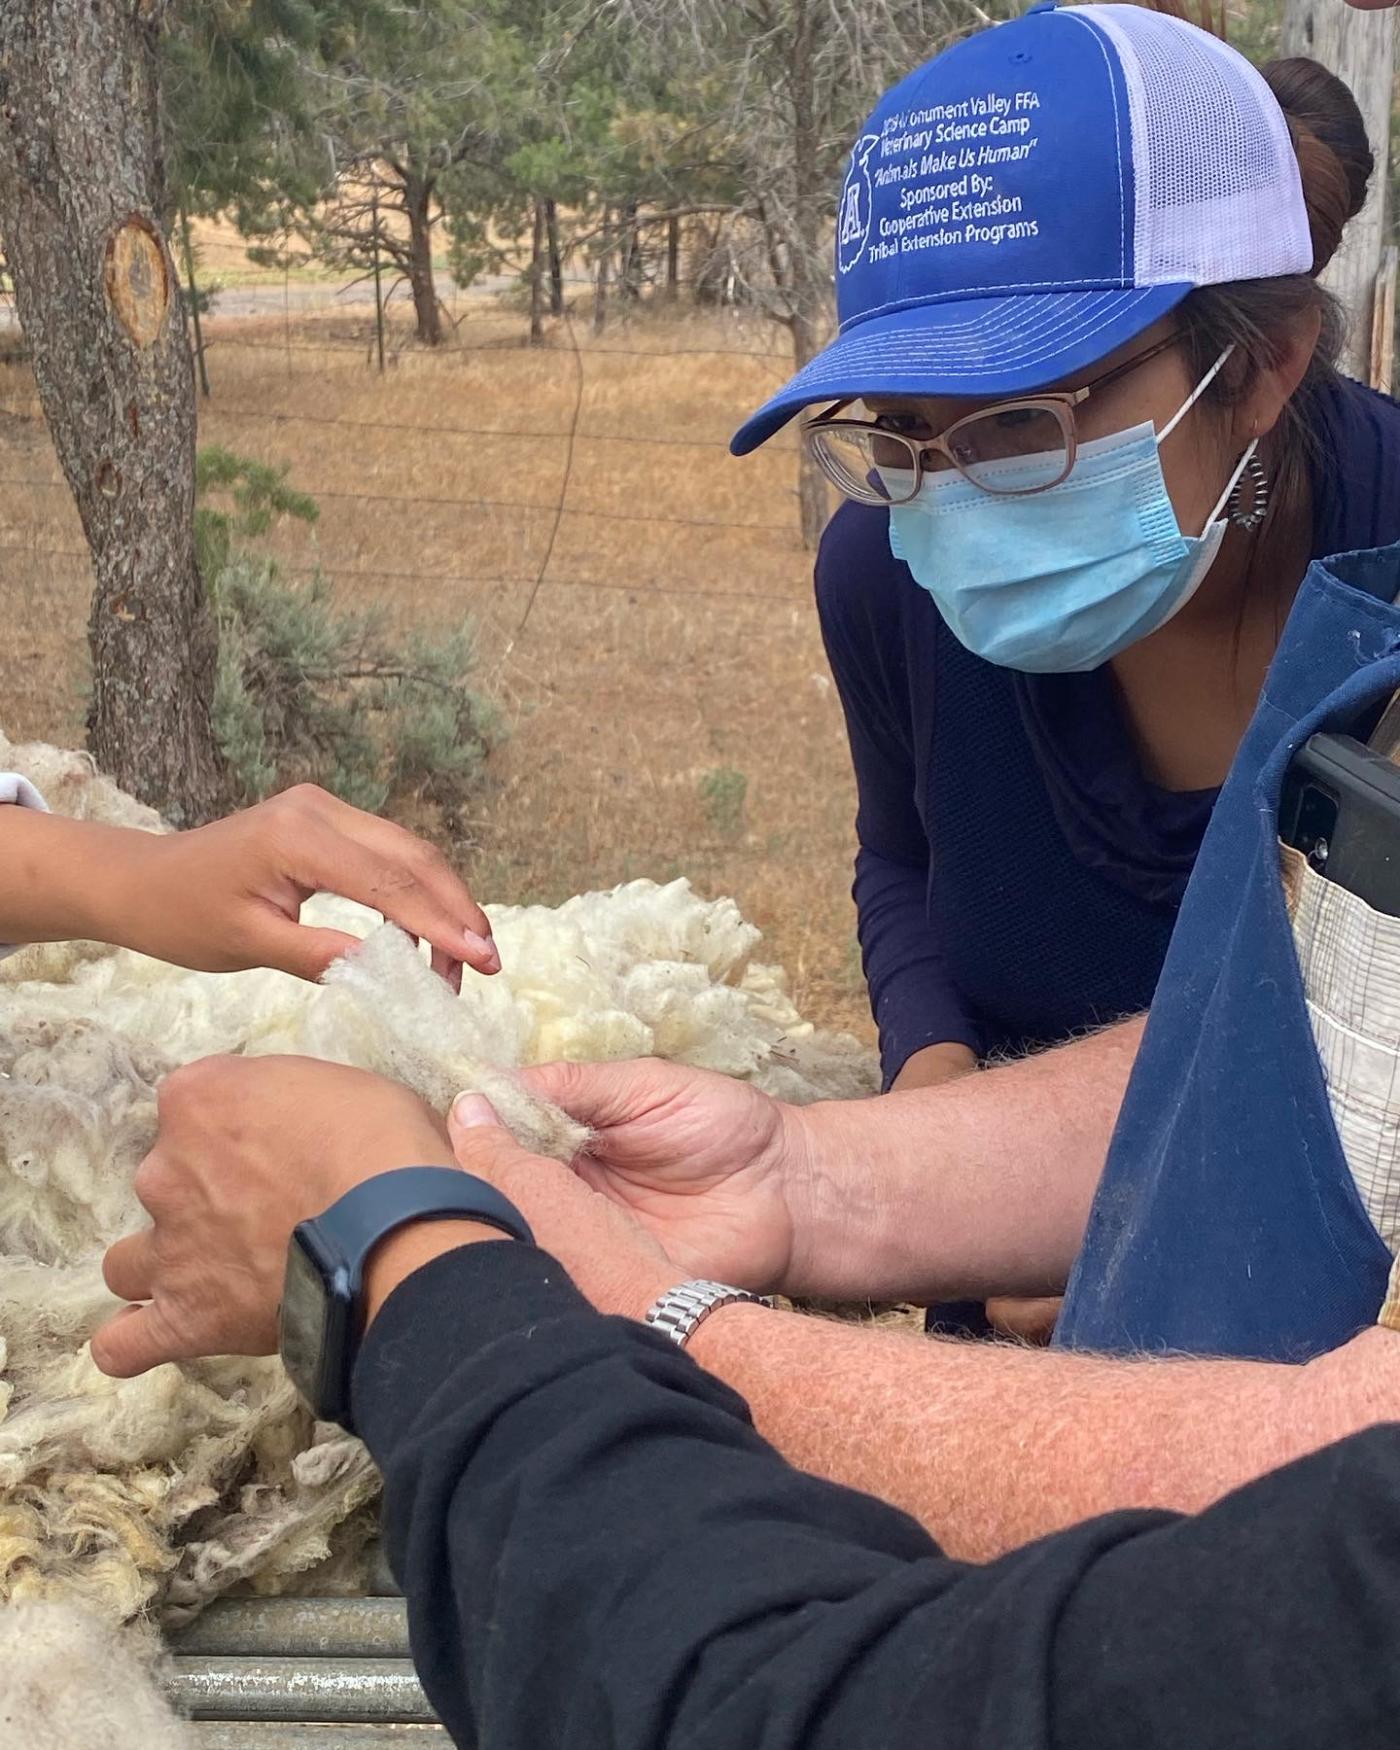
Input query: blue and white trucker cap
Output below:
<box><xmin>731</xmin><ymin>2</ymin><xmax>1312</xmax><ymax>455</ymax></box>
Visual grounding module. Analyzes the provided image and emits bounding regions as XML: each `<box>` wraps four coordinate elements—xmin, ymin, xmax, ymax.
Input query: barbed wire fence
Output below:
<box><xmin>0</xmin><ymin>243</ymin><xmax>872</xmax><ymax>1036</ymax></box>
<box><xmin>0</xmin><ymin>247</ymin><xmax>821</xmax><ymax>683</ymax></box>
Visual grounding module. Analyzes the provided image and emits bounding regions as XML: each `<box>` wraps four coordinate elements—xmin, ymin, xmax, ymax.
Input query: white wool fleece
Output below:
<box><xmin>0</xmin><ymin>1602</ymin><xmax>190</xmax><ymax>1748</ymax></box>
<box><xmin>0</xmin><ymin>730</ymin><xmax>878</xmax><ymax>1719</ymax></box>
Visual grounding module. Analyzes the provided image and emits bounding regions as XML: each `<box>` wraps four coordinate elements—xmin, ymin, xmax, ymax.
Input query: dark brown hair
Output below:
<box><xmin>1174</xmin><ymin>56</ymin><xmax>1374</xmax><ymax>589</ymax></box>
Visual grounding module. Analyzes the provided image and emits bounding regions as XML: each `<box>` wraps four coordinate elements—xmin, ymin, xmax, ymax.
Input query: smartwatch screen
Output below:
<box><xmin>279</xmin><ymin>1230</ymin><xmax>345</xmax><ymax>1422</ymax></box>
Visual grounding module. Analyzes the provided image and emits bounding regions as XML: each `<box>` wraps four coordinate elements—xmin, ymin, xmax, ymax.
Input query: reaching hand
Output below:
<box><xmin>519</xmin><ymin>1058</ymin><xmax>809</xmax><ymax>1293</ymax></box>
<box><xmin>106</xmin><ymin>784</ymin><xmax>500</xmax><ymax>984</ymax></box>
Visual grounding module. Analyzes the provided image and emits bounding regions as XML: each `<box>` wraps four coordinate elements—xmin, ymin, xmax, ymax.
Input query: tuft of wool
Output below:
<box><xmin>0</xmin><ymin>737</ymin><xmax>877</xmax><ymax>1720</ymax></box>
<box><xmin>0</xmin><ymin>1601</ymin><xmax>189</xmax><ymax>1748</ymax></box>
<box><xmin>0</xmin><ymin>729</ymin><xmax>164</xmax><ymax>833</ymax></box>
<box><xmin>312</xmin><ymin>923</ymin><xmax>590</xmax><ymax>1160</ymax></box>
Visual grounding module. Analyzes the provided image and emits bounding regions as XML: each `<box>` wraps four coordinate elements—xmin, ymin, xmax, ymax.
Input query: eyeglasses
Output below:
<box><xmin>802</xmin><ymin>332</ymin><xmax>1184</xmax><ymax>505</ymax></box>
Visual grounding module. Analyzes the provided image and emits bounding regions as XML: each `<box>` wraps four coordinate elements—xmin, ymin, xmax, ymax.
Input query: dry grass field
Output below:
<box><xmin>0</xmin><ymin>281</ymin><xmax>874</xmax><ymax>1039</ymax></box>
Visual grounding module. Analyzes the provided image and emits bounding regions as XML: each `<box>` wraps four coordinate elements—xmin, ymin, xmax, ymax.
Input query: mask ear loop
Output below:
<box><xmin>1155</xmin><ymin>344</ymin><xmax>1263</xmax><ymax>536</ymax></box>
<box><xmin>1157</xmin><ymin>343</ymin><xmax>1235</xmax><ymax>444</ymax></box>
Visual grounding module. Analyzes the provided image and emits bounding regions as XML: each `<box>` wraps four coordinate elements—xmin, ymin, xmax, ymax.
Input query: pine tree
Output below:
<box><xmin>305</xmin><ymin>0</ymin><xmax>513</xmax><ymax>346</ymax></box>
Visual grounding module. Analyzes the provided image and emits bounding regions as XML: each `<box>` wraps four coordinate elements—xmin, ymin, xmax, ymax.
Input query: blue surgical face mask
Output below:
<box><xmin>885</xmin><ymin>350</ymin><xmax>1257</xmax><ymax>674</ymax></box>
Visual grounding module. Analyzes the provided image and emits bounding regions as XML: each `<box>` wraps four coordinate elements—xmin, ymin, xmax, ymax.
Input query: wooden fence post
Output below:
<box><xmin>1282</xmin><ymin>0</ymin><xmax>1397</xmax><ymax>384</ymax></box>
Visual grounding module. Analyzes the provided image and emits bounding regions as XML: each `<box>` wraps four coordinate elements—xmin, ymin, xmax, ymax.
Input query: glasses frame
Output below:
<box><xmin>803</xmin><ymin>331</ymin><xmax>1184</xmax><ymax>505</ymax></box>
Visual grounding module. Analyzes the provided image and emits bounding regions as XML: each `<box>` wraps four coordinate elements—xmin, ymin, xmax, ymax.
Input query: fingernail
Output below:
<box><xmin>464</xmin><ymin>931</ymin><xmax>501</xmax><ymax>974</ymax></box>
<box><xmin>451</xmin><ymin>1092</ymin><xmax>501</xmax><ymax>1130</ymax></box>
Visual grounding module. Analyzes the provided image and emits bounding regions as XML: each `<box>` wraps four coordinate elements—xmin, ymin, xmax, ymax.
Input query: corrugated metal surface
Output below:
<box><xmin>166</xmin><ymin>1653</ymin><xmax>435</xmax><ymax>1722</ymax></box>
<box><xmin>191</xmin><ymin>1728</ymin><xmax>451</xmax><ymax>1748</ymax></box>
<box><xmin>166</xmin><ymin>1579</ymin><xmax>448</xmax><ymax>1746</ymax></box>
<box><xmin>172</xmin><ymin>1598</ymin><xmax>411</xmax><ymax>1661</ymax></box>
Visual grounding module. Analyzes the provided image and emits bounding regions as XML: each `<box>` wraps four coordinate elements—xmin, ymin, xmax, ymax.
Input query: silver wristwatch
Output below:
<box><xmin>644</xmin><ymin>1279</ymin><xmax>772</xmax><ymax>1349</ymax></box>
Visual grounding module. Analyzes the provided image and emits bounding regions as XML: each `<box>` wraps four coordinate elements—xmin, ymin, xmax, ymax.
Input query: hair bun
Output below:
<box><xmin>1263</xmin><ymin>57</ymin><xmax>1374</xmax><ymax>272</ymax></box>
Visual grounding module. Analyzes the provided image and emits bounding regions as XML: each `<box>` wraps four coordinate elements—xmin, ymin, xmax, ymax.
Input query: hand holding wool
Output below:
<box><xmin>447</xmin><ymin>1093</ymin><xmax>675</xmax><ymax>1322</ymax></box>
<box><xmin>520</xmin><ymin>1058</ymin><xmax>805</xmax><ymax>1295</ymax></box>
<box><xmin>93</xmin><ymin>1055</ymin><xmax>457</xmax><ymax>1377</ymax></box>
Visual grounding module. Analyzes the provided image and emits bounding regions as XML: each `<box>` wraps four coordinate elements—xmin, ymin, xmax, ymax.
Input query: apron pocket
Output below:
<box><xmin>1283</xmin><ymin>841</ymin><xmax>1400</xmax><ymax>1258</ymax></box>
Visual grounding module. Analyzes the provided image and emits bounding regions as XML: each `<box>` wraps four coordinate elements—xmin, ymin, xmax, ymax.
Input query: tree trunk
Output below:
<box><xmin>790</xmin><ymin>306</ymin><xmax>830</xmax><ymax>550</ymax></box>
<box><xmin>179</xmin><ymin>206</ymin><xmax>210</xmax><ymax>399</ymax></box>
<box><xmin>619</xmin><ymin>200</ymin><xmax>643</xmax><ymax>301</ymax></box>
<box><xmin>544</xmin><ymin>199</ymin><xmax>564</xmax><ymax>316</ymax></box>
<box><xmin>369</xmin><ymin>187</ymin><xmax>386</xmax><ymax>372</ymax></box>
<box><xmin>1282</xmin><ymin>0</ymin><xmax>1396</xmax><ymax>382</ymax></box>
<box><xmin>788</xmin><ymin>0</ymin><xmax>833</xmax><ymax>550</ymax></box>
<box><xmin>666</xmin><ymin>214</ymin><xmax>681</xmax><ymax>300</ymax></box>
<box><xmin>0</xmin><ymin>0</ymin><xmax>225</xmax><ymax>823</ymax></box>
<box><xmin>593</xmin><ymin>205</ymin><xmax>612</xmax><ymax>335</ymax></box>
<box><xmin>529</xmin><ymin>198</ymin><xmax>547</xmax><ymax>345</ymax></box>
<box><xmin>402</xmin><ymin>169</ymin><xmax>443</xmax><ymax>347</ymax></box>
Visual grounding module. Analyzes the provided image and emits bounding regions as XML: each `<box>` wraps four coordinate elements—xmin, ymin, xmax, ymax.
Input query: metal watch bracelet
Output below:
<box><xmin>643</xmin><ymin>1279</ymin><xmax>772</xmax><ymax>1349</ymax></box>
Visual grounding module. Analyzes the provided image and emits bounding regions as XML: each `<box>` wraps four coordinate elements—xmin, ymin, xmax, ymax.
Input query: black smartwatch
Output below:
<box><xmin>279</xmin><ymin>1166</ymin><xmax>534</xmax><ymax>1433</ymax></box>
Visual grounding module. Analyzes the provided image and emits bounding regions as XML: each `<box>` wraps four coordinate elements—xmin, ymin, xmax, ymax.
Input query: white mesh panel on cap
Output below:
<box><xmin>1067</xmin><ymin>5</ymin><xmax>1313</xmax><ymax>287</ymax></box>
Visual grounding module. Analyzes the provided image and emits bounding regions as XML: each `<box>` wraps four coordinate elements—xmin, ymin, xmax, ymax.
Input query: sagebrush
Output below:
<box><xmin>196</xmin><ymin>445</ymin><xmax>501</xmax><ymax>816</ymax></box>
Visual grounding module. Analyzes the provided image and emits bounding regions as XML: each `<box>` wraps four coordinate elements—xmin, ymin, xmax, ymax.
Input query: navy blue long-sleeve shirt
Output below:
<box><xmin>818</xmin><ymin>374</ymin><xmax>1400</xmax><ymax>1085</ymax></box>
<box><xmin>356</xmin><ymin>1238</ymin><xmax>1400</xmax><ymax>1749</ymax></box>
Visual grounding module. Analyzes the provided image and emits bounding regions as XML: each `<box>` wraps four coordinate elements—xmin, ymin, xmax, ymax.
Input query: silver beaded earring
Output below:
<box><xmin>1228</xmin><ymin>451</ymin><xmax>1270</xmax><ymax>532</ymax></box>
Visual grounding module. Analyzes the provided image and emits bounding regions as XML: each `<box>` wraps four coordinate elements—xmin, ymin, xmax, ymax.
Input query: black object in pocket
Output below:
<box><xmin>1280</xmin><ymin>733</ymin><xmax>1400</xmax><ymax>919</ymax></box>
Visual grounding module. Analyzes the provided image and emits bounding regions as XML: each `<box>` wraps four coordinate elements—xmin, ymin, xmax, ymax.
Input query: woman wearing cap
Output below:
<box><xmin>735</xmin><ymin>10</ymin><xmax>1400</xmax><ymax>1101</ymax></box>
<box><xmin>735</xmin><ymin>17</ymin><xmax>1397</xmax><ymax>1067</ymax></box>
<box><xmin>729</xmin><ymin>2</ymin><xmax>1400</xmax><ymax>1336</ymax></box>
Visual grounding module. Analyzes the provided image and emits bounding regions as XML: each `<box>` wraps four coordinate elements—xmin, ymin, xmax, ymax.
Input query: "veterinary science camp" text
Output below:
<box><xmin>868</xmin><ymin>89</ymin><xmax>1045</xmax><ymax>256</ymax></box>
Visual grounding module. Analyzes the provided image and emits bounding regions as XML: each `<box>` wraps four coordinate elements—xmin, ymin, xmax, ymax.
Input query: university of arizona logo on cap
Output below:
<box><xmin>837</xmin><ymin>134</ymin><xmax>880</xmax><ymax>277</ymax></box>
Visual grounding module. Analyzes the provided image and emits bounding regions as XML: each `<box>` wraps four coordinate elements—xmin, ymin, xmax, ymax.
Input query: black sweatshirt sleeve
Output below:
<box><xmin>354</xmin><ymin>1241</ymin><xmax>1400</xmax><ymax>1750</ymax></box>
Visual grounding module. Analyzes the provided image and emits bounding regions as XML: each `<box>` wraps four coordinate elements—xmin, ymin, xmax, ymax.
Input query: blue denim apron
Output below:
<box><xmin>1057</xmin><ymin>544</ymin><xmax>1400</xmax><ymax>1361</ymax></box>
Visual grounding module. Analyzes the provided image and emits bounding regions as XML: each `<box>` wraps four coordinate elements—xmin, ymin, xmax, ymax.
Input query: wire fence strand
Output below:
<box><xmin>0</xmin><ymin>396</ymin><xmax>797</xmax><ymax>455</ymax></box>
<box><xmin>0</xmin><ymin>278</ymin><xmax>818</xmax><ymax>639</ymax></box>
<box><xmin>0</xmin><ymin>473</ymin><xmax>797</xmax><ymax>539</ymax></box>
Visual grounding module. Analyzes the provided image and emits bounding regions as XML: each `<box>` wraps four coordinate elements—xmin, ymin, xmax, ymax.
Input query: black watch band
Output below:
<box><xmin>316</xmin><ymin>1165</ymin><xmax>534</xmax><ymax>1257</ymax></box>
<box><xmin>279</xmin><ymin>1166</ymin><xmax>534</xmax><ymax>1432</ymax></box>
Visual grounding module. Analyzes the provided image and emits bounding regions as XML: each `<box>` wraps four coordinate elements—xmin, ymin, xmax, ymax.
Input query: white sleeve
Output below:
<box><xmin>0</xmin><ymin>772</ymin><xmax>49</xmax><ymax>814</ymax></box>
<box><xmin>0</xmin><ymin>770</ymin><xmax>51</xmax><ymax>959</ymax></box>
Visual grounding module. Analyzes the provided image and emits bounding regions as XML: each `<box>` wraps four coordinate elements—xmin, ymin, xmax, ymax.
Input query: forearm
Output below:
<box><xmin>358</xmin><ymin>1243</ymin><xmax>1400</xmax><ymax>1750</ymax></box>
<box><xmin>357</xmin><ymin>1242</ymin><xmax>953</xmax><ymax>1749</ymax></box>
<box><xmin>786</xmin><ymin>1016</ymin><xmax>1144</xmax><ymax>1303</ymax></box>
<box><xmin>0</xmin><ymin>806</ymin><xmax>152</xmax><ymax>947</ymax></box>
<box><xmin>691</xmin><ymin>1298</ymin><xmax>1400</xmax><ymax>1561</ymax></box>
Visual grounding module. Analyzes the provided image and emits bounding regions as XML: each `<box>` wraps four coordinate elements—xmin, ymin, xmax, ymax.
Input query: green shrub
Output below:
<box><xmin>198</xmin><ymin>446</ymin><xmax>501</xmax><ymax>817</ymax></box>
<box><xmin>698</xmin><ymin>765</ymin><xmax>748</xmax><ymax>838</ymax></box>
